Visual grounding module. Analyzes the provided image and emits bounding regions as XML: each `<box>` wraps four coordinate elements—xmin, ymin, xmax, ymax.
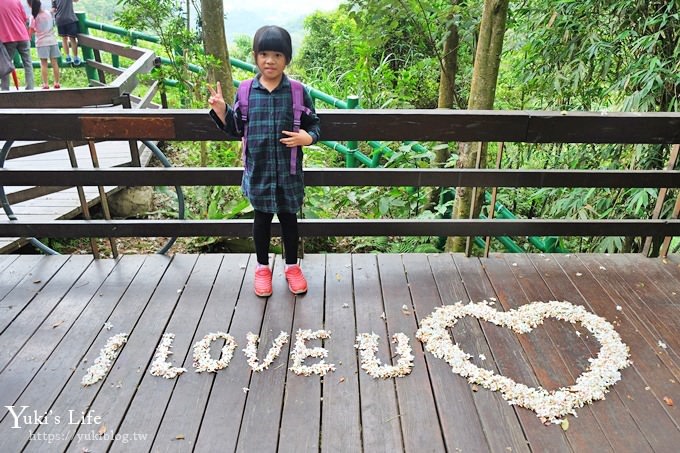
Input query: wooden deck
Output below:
<box><xmin>0</xmin><ymin>140</ymin><xmax>152</xmax><ymax>253</ymax></box>
<box><xmin>0</xmin><ymin>252</ymin><xmax>679</xmax><ymax>452</ymax></box>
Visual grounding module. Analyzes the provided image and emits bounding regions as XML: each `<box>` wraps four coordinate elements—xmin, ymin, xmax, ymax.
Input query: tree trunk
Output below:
<box><xmin>437</xmin><ymin>4</ymin><xmax>459</xmax><ymax>110</ymax></box>
<box><xmin>428</xmin><ymin>2</ymin><xmax>459</xmax><ymax>211</ymax></box>
<box><xmin>446</xmin><ymin>0</ymin><xmax>510</xmax><ymax>253</ymax></box>
<box><xmin>200</xmin><ymin>0</ymin><xmax>234</xmax><ymax>102</ymax></box>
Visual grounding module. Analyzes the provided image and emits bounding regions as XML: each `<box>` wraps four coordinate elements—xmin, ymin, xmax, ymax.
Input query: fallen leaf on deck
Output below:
<box><xmin>52</xmin><ymin>320</ymin><xmax>64</xmax><ymax>328</ymax></box>
<box><xmin>98</xmin><ymin>425</ymin><xmax>107</xmax><ymax>436</ymax></box>
<box><xmin>33</xmin><ymin>280</ymin><xmax>41</xmax><ymax>284</ymax></box>
<box><xmin>339</xmin><ymin>377</ymin><xmax>345</xmax><ymax>383</ymax></box>
<box><xmin>175</xmin><ymin>434</ymin><xmax>185</xmax><ymax>440</ymax></box>
<box><xmin>663</xmin><ymin>396</ymin><xmax>674</xmax><ymax>406</ymax></box>
<box><xmin>561</xmin><ymin>419</ymin><xmax>569</xmax><ymax>431</ymax></box>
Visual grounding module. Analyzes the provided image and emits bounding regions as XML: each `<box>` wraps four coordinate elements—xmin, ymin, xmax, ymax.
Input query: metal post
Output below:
<box><xmin>119</xmin><ymin>94</ymin><xmax>142</xmax><ymax>166</ymax></box>
<box><xmin>76</xmin><ymin>12</ymin><xmax>98</xmax><ymax>82</ymax></box>
<box><xmin>65</xmin><ymin>141</ymin><xmax>100</xmax><ymax>258</ymax></box>
<box><xmin>484</xmin><ymin>142</ymin><xmax>505</xmax><ymax>257</ymax></box>
<box><xmin>643</xmin><ymin>143</ymin><xmax>679</xmax><ymax>256</ymax></box>
<box><xmin>659</xmin><ymin>194</ymin><xmax>680</xmax><ymax>258</ymax></box>
<box><xmin>87</xmin><ymin>141</ymin><xmax>119</xmax><ymax>258</ymax></box>
<box><xmin>465</xmin><ymin>142</ymin><xmax>485</xmax><ymax>257</ymax></box>
<box><xmin>346</xmin><ymin>96</ymin><xmax>359</xmax><ymax>168</ymax></box>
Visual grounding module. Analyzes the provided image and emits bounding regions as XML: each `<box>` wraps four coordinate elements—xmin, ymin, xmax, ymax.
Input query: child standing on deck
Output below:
<box><xmin>28</xmin><ymin>0</ymin><xmax>60</xmax><ymax>89</ymax></box>
<box><xmin>208</xmin><ymin>25</ymin><xmax>321</xmax><ymax>298</ymax></box>
<box><xmin>51</xmin><ymin>0</ymin><xmax>80</xmax><ymax>65</ymax></box>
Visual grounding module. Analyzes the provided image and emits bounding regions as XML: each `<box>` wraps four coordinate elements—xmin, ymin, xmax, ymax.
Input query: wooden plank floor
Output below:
<box><xmin>0</xmin><ymin>253</ymin><xmax>678</xmax><ymax>452</ymax></box>
<box><xmin>0</xmin><ymin>140</ymin><xmax>151</xmax><ymax>253</ymax></box>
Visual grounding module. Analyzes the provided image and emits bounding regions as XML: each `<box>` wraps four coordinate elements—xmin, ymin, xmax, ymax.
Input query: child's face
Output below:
<box><xmin>255</xmin><ymin>50</ymin><xmax>287</xmax><ymax>82</ymax></box>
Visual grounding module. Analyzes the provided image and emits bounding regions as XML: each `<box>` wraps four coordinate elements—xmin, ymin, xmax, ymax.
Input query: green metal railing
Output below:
<box><xmin>70</xmin><ymin>15</ymin><xmax>562</xmax><ymax>253</ymax></box>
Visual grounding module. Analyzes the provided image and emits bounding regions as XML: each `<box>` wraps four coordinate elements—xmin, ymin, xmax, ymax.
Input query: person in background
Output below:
<box><xmin>52</xmin><ymin>0</ymin><xmax>79</xmax><ymax>65</ymax></box>
<box><xmin>28</xmin><ymin>0</ymin><xmax>60</xmax><ymax>89</ymax></box>
<box><xmin>208</xmin><ymin>25</ymin><xmax>321</xmax><ymax>297</ymax></box>
<box><xmin>0</xmin><ymin>0</ymin><xmax>35</xmax><ymax>90</ymax></box>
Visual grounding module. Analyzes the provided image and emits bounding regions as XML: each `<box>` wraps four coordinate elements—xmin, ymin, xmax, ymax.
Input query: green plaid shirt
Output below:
<box><xmin>210</xmin><ymin>74</ymin><xmax>321</xmax><ymax>213</ymax></box>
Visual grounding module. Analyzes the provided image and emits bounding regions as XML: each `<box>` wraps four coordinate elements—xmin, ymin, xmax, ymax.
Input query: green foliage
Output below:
<box><xmin>66</xmin><ymin>0</ymin><xmax>677</xmax><ymax>254</ymax></box>
<box><xmin>114</xmin><ymin>0</ymin><xmax>212</xmax><ymax>107</ymax></box>
<box><xmin>296</xmin><ymin>5</ymin><xmax>446</xmax><ymax>108</ymax></box>
<box><xmin>508</xmin><ymin>0</ymin><xmax>679</xmax><ymax>112</ymax></box>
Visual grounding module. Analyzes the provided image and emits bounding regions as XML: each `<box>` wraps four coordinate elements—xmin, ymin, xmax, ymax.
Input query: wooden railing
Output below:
<box><xmin>1</xmin><ymin>109</ymin><xmax>679</xmax><ymax>255</ymax></box>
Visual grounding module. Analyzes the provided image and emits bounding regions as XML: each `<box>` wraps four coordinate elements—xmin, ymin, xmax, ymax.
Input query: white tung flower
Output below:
<box><xmin>81</xmin><ymin>333</ymin><xmax>128</xmax><ymax>386</ymax></box>
<box><xmin>243</xmin><ymin>331</ymin><xmax>290</xmax><ymax>372</ymax></box>
<box><xmin>290</xmin><ymin>329</ymin><xmax>335</xmax><ymax>376</ymax></box>
<box><xmin>355</xmin><ymin>332</ymin><xmax>414</xmax><ymax>379</ymax></box>
<box><xmin>415</xmin><ymin>300</ymin><xmax>630</xmax><ymax>423</ymax></box>
<box><xmin>192</xmin><ymin>332</ymin><xmax>237</xmax><ymax>373</ymax></box>
<box><xmin>150</xmin><ymin>333</ymin><xmax>187</xmax><ymax>379</ymax></box>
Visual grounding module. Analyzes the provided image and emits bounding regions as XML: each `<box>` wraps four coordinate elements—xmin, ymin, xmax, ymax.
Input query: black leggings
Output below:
<box><xmin>253</xmin><ymin>210</ymin><xmax>299</xmax><ymax>265</ymax></box>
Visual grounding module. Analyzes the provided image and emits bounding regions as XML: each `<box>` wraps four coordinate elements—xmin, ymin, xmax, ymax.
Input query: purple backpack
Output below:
<box><xmin>234</xmin><ymin>78</ymin><xmax>311</xmax><ymax>175</ymax></box>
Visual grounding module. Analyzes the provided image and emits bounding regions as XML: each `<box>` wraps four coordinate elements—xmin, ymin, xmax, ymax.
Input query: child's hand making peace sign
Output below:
<box><xmin>207</xmin><ymin>82</ymin><xmax>227</xmax><ymax>122</ymax></box>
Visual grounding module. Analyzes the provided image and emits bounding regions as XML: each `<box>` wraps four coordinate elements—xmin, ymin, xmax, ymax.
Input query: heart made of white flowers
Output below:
<box><xmin>415</xmin><ymin>301</ymin><xmax>630</xmax><ymax>423</ymax></box>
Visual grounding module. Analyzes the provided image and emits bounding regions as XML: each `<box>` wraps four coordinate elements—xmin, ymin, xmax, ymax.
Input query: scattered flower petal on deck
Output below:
<box><xmin>192</xmin><ymin>332</ymin><xmax>237</xmax><ymax>373</ymax></box>
<box><xmin>150</xmin><ymin>333</ymin><xmax>187</xmax><ymax>379</ymax></box>
<box><xmin>243</xmin><ymin>331</ymin><xmax>289</xmax><ymax>372</ymax></box>
<box><xmin>416</xmin><ymin>300</ymin><xmax>630</xmax><ymax>423</ymax></box>
<box><xmin>355</xmin><ymin>332</ymin><xmax>414</xmax><ymax>379</ymax></box>
<box><xmin>81</xmin><ymin>333</ymin><xmax>128</xmax><ymax>386</ymax></box>
<box><xmin>290</xmin><ymin>329</ymin><xmax>335</xmax><ymax>376</ymax></box>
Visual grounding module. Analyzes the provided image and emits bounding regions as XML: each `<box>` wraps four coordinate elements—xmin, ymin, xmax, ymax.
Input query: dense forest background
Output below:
<box><xmin>76</xmin><ymin>0</ymin><xmax>679</xmax><ymax>255</ymax></box>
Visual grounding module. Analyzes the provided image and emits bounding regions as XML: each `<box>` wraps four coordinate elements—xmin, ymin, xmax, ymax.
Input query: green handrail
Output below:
<box><xmin>76</xmin><ymin>15</ymin><xmax>563</xmax><ymax>254</ymax></box>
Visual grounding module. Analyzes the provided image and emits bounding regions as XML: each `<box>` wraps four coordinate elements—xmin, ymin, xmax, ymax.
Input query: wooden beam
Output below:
<box><xmin>1</xmin><ymin>109</ymin><xmax>678</xmax><ymax>142</ymax></box>
<box><xmin>1</xmin><ymin>168</ymin><xmax>679</xmax><ymax>188</ymax></box>
<box><xmin>0</xmin><ymin>219</ymin><xmax>677</xmax><ymax>238</ymax></box>
<box><xmin>87</xmin><ymin>59</ymin><xmax>124</xmax><ymax>76</ymax></box>
<box><xmin>0</xmin><ymin>87</ymin><xmax>124</xmax><ymax>108</ymax></box>
<box><xmin>77</xmin><ymin>34</ymin><xmax>147</xmax><ymax>60</ymax></box>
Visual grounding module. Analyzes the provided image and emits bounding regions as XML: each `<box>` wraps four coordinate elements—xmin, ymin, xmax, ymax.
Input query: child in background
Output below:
<box><xmin>208</xmin><ymin>25</ymin><xmax>321</xmax><ymax>297</ymax></box>
<box><xmin>52</xmin><ymin>0</ymin><xmax>79</xmax><ymax>65</ymax></box>
<box><xmin>28</xmin><ymin>0</ymin><xmax>60</xmax><ymax>88</ymax></box>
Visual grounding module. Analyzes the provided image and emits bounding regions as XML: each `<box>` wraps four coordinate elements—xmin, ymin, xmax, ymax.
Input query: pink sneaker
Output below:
<box><xmin>254</xmin><ymin>266</ymin><xmax>272</xmax><ymax>297</ymax></box>
<box><xmin>285</xmin><ymin>264</ymin><xmax>307</xmax><ymax>295</ymax></box>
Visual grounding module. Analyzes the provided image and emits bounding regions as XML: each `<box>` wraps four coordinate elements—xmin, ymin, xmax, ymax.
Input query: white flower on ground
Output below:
<box><xmin>243</xmin><ymin>331</ymin><xmax>290</xmax><ymax>372</ymax></box>
<box><xmin>415</xmin><ymin>300</ymin><xmax>630</xmax><ymax>424</ymax></box>
<box><xmin>192</xmin><ymin>332</ymin><xmax>237</xmax><ymax>373</ymax></box>
<box><xmin>355</xmin><ymin>332</ymin><xmax>414</xmax><ymax>379</ymax></box>
<box><xmin>150</xmin><ymin>333</ymin><xmax>187</xmax><ymax>379</ymax></box>
<box><xmin>81</xmin><ymin>333</ymin><xmax>128</xmax><ymax>386</ymax></box>
<box><xmin>290</xmin><ymin>329</ymin><xmax>335</xmax><ymax>376</ymax></box>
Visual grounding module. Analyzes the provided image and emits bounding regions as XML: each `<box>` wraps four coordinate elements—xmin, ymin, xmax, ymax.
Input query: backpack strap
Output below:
<box><xmin>235</xmin><ymin>77</ymin><xmax>311</xmax><ymax>175</ymax></box>
<box><xmin>289</xmin><ymin>79</ymin><xmax>312</xmax><ymax>175</ymax></box>
<box><xmin>234</xmin><ymin>79</ymin><xmax>254</xmax><ymax>167</ymax></box>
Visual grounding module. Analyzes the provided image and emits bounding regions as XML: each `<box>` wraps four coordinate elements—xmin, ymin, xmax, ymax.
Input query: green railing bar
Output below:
<box><xmin>321</xmin><ymin>141</ymin><xmax>373</xmax><ymax>167</ymax></box>
<box><xmin>477</xmin><ymin>213</ymin><xmax>524</xmax><ymax>252</ymax></box>
<box><xmin>83</xmin><ymin>18</ymin><xmax>159</xmax><ymax>43</ymax></box>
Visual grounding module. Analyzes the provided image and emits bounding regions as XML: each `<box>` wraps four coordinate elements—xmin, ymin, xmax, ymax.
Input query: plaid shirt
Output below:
<box><xmin>210</xmin><ymin>74</ymin><xmax>321</xmax><ymax>213</ymax></box>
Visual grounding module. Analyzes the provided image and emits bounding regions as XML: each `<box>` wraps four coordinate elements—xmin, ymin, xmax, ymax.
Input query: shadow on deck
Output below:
<box><xmin>0</xmin><ymin>252</ymin><xmax>678</xmax><ymax>452</ymax></box>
